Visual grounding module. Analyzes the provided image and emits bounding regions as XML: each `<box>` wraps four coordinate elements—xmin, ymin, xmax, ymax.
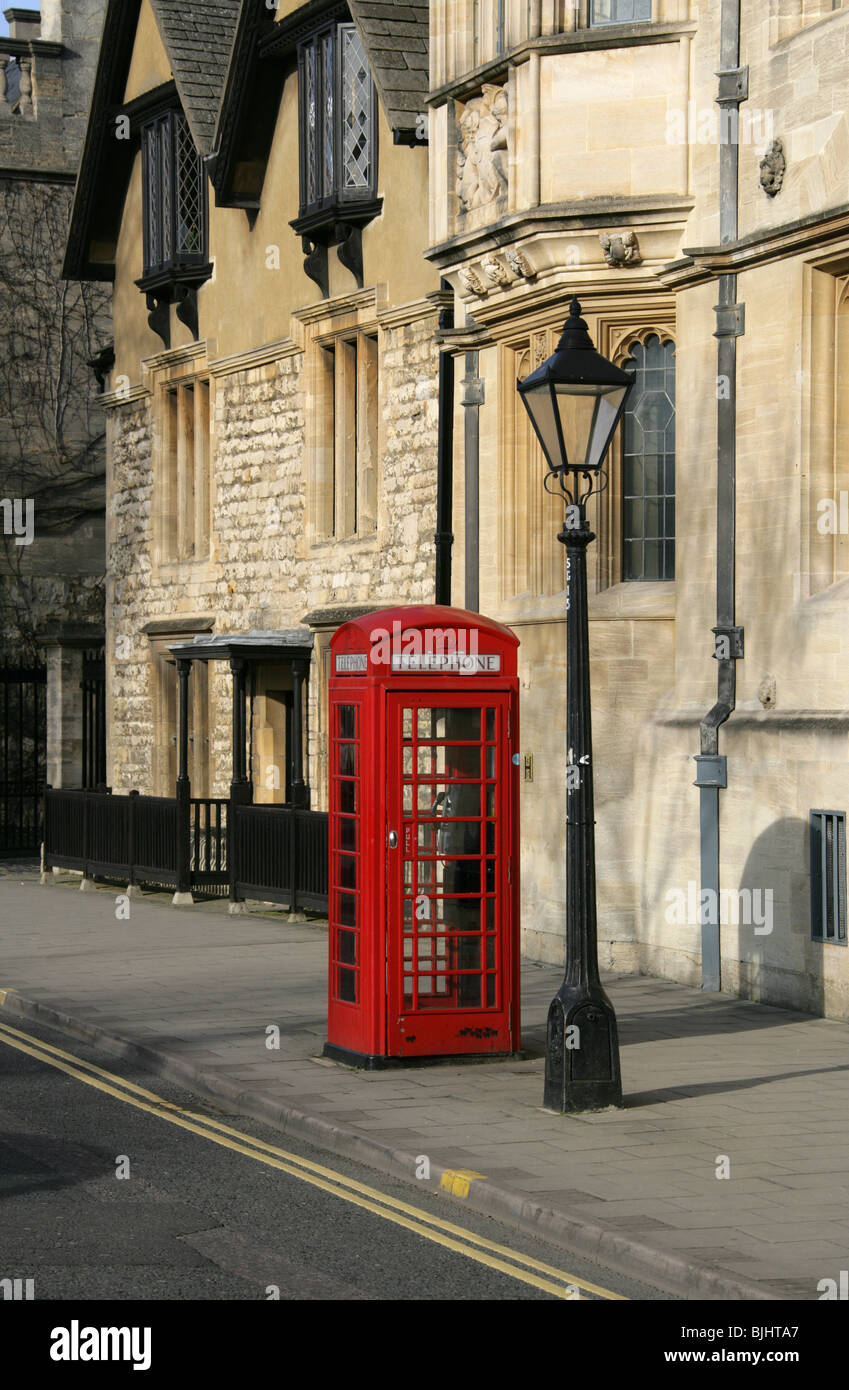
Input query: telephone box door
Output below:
<box><xmin>386</xmin><ymin>692</ymin><xmax>515</xmax><ymax>1057</ymax></box>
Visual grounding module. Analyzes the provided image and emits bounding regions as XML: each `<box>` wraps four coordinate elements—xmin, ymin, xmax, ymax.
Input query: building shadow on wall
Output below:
<box><xmin>734</xmin><ymin>814</ymin><xmax>822</xmax><ymax>1019</ymax></box>
<box><xmin>619</xmin><ymin>815</ymin><xmax>820</xmax><ymax>1042</ymax></box>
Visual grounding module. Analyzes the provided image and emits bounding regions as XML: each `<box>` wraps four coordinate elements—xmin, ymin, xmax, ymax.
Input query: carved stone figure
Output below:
<box><xmin>480</xmin><ymin>254</ymin><xmax>511</xmax><ymax>286</ymax></box>
<box><xmin>504</xmin><ymin>246</ymin><xmax>535</xmax><ymax>279</ymax></box>
<box><xmin>456</xmin><ymin>84</ymin><xmax>508</xmax><ymax>214</ymax></box>
<box><xmin>759</xmin><ymin>139</ymin><xmax>785</xmax><ymax>197</ymax></box>
<box><xmin>457</xmin><ymin>265</ymin><xmax>487</xmax><ymax>296</ymax></box>
<box><xmin>600</xmin><ymin>231</ymin><xmax>641</xmax><ymax>267</ymax></box>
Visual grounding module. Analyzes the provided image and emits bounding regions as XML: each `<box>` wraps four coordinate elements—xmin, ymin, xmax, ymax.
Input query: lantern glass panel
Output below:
<box><xmin>527</xmin><ymin>382</ymin><xmax>628</xmax><ymax>473</ymax></box>
<box><xmin>525</xmin><ymin>384</ymin><xmax>563</xmax><ymax>473</ymax></box>
<box><xmin>586</xmin><ymin>385</ymin><xmax>628</xmax><ymax>469</ymax></box>
<box><xmin>554</xmin><ymin>384</ymin><xmax>600</xmax><ymax>470</ymax></box>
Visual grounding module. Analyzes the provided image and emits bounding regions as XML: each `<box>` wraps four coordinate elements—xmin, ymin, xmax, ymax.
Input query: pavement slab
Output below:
<box><xmin>0</xmin><ymin>869</ymin><xmax>847</xmax><ymax>1299</ymax></box>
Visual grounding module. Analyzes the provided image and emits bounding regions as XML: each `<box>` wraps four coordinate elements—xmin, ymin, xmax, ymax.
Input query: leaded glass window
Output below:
<box><xmin>622</xmin><ymin>336</ymin><xmax>675</xmax><ymax>581</ymax></box>
<box><xmin>141</xmin><ymin>109</ymin><xmax>207</xmax><ymax>278</ymax></box>
<box><xmin>297</xmin><ymin>22</ymin><xmax>377</xmax><ymax>219</ymax></box>
<box><xmin>591</xmin><ymin>0</ymin><xmax>652</xmax><ymax>23</ymax></box>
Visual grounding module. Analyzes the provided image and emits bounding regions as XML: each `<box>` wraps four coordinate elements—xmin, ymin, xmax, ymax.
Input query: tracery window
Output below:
<box><xmin>296</xmin><ymin>21</ymin><xmax>377</xmax><ymax>225</ymax></box>
<box><xmin>621</xmin><ymin>335</ymin><xmax>676</xmax><ymax>581</ymax></box>
<box><xmin>141</xmin><ymin>110</ymin><xmax>207</xmax><ymax>279</ymax></box>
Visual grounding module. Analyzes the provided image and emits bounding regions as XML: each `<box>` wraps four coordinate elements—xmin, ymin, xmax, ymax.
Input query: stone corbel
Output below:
<box><xmin>87</xmin><ymin>343</ymin><xmax>115</xmax><ymax>393</ymax></box>
<box><xmin>301</xmin><ymin>236</ymin><xmax>329</xmax><ymax>299</ymax></box>
<box><xmin>504</xmin><ymin>246</ymin><xmax>536</xmax><ymax>280</ymax></box>
<box><xmin>145</xmin><ymin>292</ymin><xmax>171</xmax><ymax>349</ymax></box>
<box><xmin>457</xmin><ymin>265</ymin><xmax>488</xmax><ymax>297</ymax></box>
<box><xmin>336</xmin><ymin>222</ymin><xmax>364</xmax><ymax>289</ymax></box>
<box><xmin>175</xmin><ymin>283</ymin><xmax>199</xmax><ymax>339</ymax></box>
<box><xmin>480</xmin><ymin>253</ymin><xmax>511</xmax><ymax>287</ymax></box>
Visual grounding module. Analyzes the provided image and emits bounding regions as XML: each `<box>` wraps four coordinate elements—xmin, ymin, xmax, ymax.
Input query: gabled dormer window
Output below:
<box><xmin>133</xmin><ymin>100</ymin><xmax>211</xmax><ymax>346</ymax></box>
<box><xmin>591</xmin><ymin>0</ymin><xmax>652</xmax><ymax>22</ymax></box>
<box><xmin>141</xmin><ymin>109</ymin><xmax>207</xmax><ymax>278</ymax></box>
<box><xmin>291</xmin><ymin>17</ymin><xmax>381</xmax><ymax>295</ymax></box>
<box><xmin>297</xmin><ymin>21</ymin><xmax>377</xmax><ymax>222</ymax></box>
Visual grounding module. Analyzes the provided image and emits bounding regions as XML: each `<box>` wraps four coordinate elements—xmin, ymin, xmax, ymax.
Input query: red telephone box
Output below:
<box><xmin>324</xmin><ymin>605</ymin><xmax>520</xmax><ymax>1067</ymax></box>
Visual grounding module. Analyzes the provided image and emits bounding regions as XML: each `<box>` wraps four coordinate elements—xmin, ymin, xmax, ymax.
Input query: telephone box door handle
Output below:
<box><xmin>388</xmin><ymin>831</ymin><xmax>398</xmax><ymax>848</ymax></box>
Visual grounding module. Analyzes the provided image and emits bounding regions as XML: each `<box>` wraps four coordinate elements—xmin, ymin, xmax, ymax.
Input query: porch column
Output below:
<box><xmin>39</xmin><ymin>629</ymin><xmax>103</xmax><ymax>788</ymax></box>
<box><xmin>230</xmin><ymin>656</ymin><xmax>249</xmax><ymax>790</ymax></box>
<box><xmin>229</xmin><ymin>656</ymin><xmax>251</xmax><ymax>905</ymax></box>
<box><xmin>174</xmin><ymin>657</ymin><xmax>193</xmax><ymax>903</ymax></box>
<box><xmin>291</xmin><ymin>658</ymin><xmax>309</xmax><ymax>808</ymax></box>
<box><xmin>177</xmin><ymin>659</ymin><xmax>192</xmax><ymax>789</ymax></box>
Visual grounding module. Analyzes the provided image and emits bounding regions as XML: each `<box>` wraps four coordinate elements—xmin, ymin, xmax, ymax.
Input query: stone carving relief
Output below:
<box><xmin>760</xmin><ymin>138</ymin><xmax>785</xmax><ymax>197</ymax></box>
<box><xmin>456</xmin><ymin>83</ymin><xmax>508</xmax><ymax>216</ymax></box>
<box><xmin>480</xmin><ymin>254</ymin><xmax>511</xmax><ymax>286</ymax></box>
<box><xmin>457</xmin><ymin>265</ymin><xmax>487</xmax><ymax>297</ymax></box>
<box><xmin>504</xmin><ymin>246</ymin><xmax>535</xmax><ymax>280</ymax></box>
<box><xmin>457</xmin><ymin>245</ymin><xmax>537</xmax><ymax>299</ymax></box>
<box><xmin>600</xmin><ymin>231</ymin><xmax>641</xmax><ymax>267</ymax></box>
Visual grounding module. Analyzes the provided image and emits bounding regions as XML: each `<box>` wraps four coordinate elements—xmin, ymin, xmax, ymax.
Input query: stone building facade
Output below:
<box><xmin>65</xmin><ymin>0</ymin><xmax>849</xmax><ymax>1024</ymax></box>
<box><xmin>428</xmin><ymin>0</ymin><xmax>849</xmax><ymax>1020</ymax></box>
<box><xmin>65</xmin><ymin>0</ymin><xmax>438</xmax><ymax>809</ymax></box>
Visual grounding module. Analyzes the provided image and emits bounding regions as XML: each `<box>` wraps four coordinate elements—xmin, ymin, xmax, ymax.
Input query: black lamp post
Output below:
<box><xmin>518</xmin><ymin>297</ymin><xmax>633</xmax><ymax>1113</ymax></box>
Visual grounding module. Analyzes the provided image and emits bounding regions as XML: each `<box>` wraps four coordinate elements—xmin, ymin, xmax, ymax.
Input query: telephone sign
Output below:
<box><xmin>324</xmin><ymin>605</ymin><xmax>521</xmax><ymax>1067</ymax></box>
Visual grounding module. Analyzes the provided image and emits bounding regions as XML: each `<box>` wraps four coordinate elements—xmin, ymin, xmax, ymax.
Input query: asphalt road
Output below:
<box><xmin>0</xmin><ymin>1012</ymin><xmax>669</xmax><ymax>1302</ymax></box>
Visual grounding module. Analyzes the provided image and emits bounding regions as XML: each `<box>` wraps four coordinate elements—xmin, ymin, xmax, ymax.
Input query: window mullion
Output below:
<box><xmin>176</xmin><ymin>384</ymin><xmax>195</xmax><ymax>560</ymax></box>
<box><xmin>334</xmin><ymin>23</ymin><xmax>343</xmax><ymax>203</ymax></box>
<box><xmin>335</xmin><ymin>339</ymin><xmax>357</xmax><ymax>537</ymax></box>
<box><xmin>328</xmin><ymin>25</ymin><xmax>338</xmax><ymax>204</ymax></box>
<box><xmin>357</xmin><ymin>333</ymin><xmax>378</xmax><ymax>532</ymax></box>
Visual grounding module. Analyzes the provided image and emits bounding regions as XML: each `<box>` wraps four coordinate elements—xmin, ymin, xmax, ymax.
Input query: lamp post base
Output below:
<box><xmin>543</xmin><ymin>985</ymin><xmax>623</xmax><ymax>1114</ymax></box>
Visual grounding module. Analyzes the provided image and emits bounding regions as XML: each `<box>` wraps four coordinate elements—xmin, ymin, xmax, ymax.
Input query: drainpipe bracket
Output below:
<box><xmin>693</xmin><ymin>754</ymin><xmax>727</xmax><ymax>789</ymax></box>
<box><xmin>715</xmin><ymin>66</ymin><xmax>749</xmax><ymax>105</ymax></box>
<box><xmin>461</xmin><ymin>378</ymin><xmax>484</xmax><ymax>406</ymax></box>
<box><xmin>713</xmin><ymin>302</ymin><xmax>745</xmax><ymax>337</ymax></box>
<box><xmin>712</xmin><ymin>624</ymin><xmax>744</xmax><ymax>659</ymax></box>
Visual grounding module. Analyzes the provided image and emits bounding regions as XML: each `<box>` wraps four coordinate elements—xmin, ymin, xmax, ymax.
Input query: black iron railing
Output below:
<box><xmin>43</xmin><ymin>789</ymin><xmax>326</xmax><ymax>909</ymax></box>
<box><xmin>43</xmin><ymin>789</ymin><xmax>230</xmax><ymax>895</ymax></box>
<box><xmin>232</xmin><ymin>803</ymin><xmax>329</xmax><ymax>911</ymax></box>
<box><xmin>81</xmin><ymin>650</ymin><xmax>107</xmax><ymax>790</ymax></box>
<box><xmin>189</xmin><ymin>797</ymin><xmax>228</xmax><ymax>894</ymax></box>
<box><xmin>1</xmin><ymin>665</ymin><xmax>46</xmax><ymax>856</ymax></box>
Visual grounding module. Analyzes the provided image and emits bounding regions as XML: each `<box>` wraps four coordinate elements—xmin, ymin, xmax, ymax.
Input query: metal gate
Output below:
<box><xmin>81</xmin><ymin>648</ymin><xmax>106</xmax><ymax>789</ymax></box>
<box><xmin>0</xmin><ymin>665</ymin><xmax>46</xmax><ymax>856</ymax></box>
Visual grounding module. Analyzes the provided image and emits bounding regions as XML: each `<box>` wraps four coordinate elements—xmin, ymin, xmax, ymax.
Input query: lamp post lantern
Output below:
<box><xmin>518</xmin><ymin>297</ymin><xmax>634</xmax><ymax>1113</ymax></box>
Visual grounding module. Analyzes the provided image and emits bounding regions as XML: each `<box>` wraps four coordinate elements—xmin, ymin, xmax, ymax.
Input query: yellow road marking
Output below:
<box><xmin>0</xmin><ymin>1014</ymin><xmax>627</xmax><ymax>1301</ymax></box>
<box><xmin>440</xmin><ymin>1168</ymin><xmax>487</xmax><ymax>1198</ymax></box>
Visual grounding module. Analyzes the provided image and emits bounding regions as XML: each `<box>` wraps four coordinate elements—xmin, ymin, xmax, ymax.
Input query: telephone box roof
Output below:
<box><xmin>331</xmin><ymin>605</ymin><xmax>519</xmax><ymax>647</ymax></box>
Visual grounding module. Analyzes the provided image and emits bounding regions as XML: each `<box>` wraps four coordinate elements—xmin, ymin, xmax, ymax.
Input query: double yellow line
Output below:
<box><xmin>0</xmin><ymin>1012</ymin><xmax>626</xmax><ymax>1301</ymax></box>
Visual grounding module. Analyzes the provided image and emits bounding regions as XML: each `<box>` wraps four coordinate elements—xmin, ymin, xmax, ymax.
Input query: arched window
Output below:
<box><xmin>621</xmin><ymin>335</ymin><xmax>675</xmax><ymax>581</ymax></box>
<box><xmin>591</xmin><ymin>0</ymin><xmax>652</xmax><ymax>24</ymax></box>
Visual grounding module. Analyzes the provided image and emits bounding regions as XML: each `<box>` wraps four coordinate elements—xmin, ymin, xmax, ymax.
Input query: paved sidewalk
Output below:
<box><xmin>1</xmin><ymin>869</ymin><xmax>847</xmax><ymax>1300</ymax></box>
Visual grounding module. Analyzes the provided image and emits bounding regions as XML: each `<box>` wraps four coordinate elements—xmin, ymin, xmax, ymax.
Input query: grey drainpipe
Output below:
<box><xmin>462</xmin><ymin>351</ymin><xmax>484</xmax><ymax>612</ymax></box>
<box><xmin>694</xmin><ymin>0</ymin><xmax>747</xmax><ymax>991</ymax></box>
<box><xmin>435</xmin><ymin>283</ymin><xmax>455</xmax><ymax>606</ymax></box>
